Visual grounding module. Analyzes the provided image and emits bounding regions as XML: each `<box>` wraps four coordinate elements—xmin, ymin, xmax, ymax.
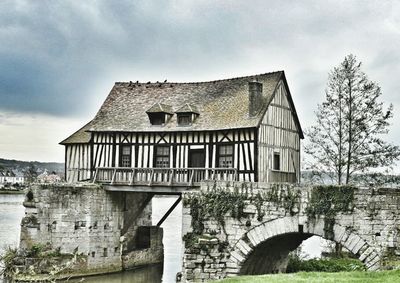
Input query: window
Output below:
<box><xmin>178</xmin><ymin>114</ymin><xmax>191</xmax><ymax>126</ymax></box>
<box><xmin>154</xmin><ymin>146</ymin><xmax>170</xmax><ymax>168</ymax></box>
<box><xmin>218</xmin><ymin>145</ymin><xmax>233</xmax><ymax>168</ymax></box>
<box><xmin>273</xmin><ymin>152</ymin><xmax>280</xmax><ymax>171</ymax></box>
<box><xmin>120</xmin><ymin>145</ymin><xmax>131</xmax><ymax>167</ymax></box>
<box><xmin>149</xmin><ymin>113</ymin><xmax>165</xmax><ymax>125</ymax></box>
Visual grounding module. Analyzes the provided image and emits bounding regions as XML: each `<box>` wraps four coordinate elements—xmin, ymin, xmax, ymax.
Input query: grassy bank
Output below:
<box><xmin>217</xmin><ymin>270</ymin><xmax>400</xmax><ymax>283</ymax></box>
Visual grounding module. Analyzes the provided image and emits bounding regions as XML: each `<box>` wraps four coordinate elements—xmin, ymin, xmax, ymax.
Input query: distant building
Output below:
<box><xmin>0</xmin><ymin>170</ymin><xmax>24</xmax><ymax>185</ymax></box>
<box><xmin>37</xmin><ymin>169</ymin><xmax>62</xmax><ymax>184</ymax></box>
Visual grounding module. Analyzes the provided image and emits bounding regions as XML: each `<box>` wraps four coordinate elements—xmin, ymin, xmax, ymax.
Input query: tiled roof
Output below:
<box><xmin>176</xmin><ymin>103</ymin><xmax>200</xmax><ymax>114</ymax></box>
<box><xmin>61</xmin><ymin>71</ymin><xmax>304</xmax><ymax>143</ymax></box>
<box><xmin>0</xmin><ymin>170</ymin><xmax>15</xmax><ymax>177</ymax></box>
<box><xmin>88</xmin><ymin>71</ymin><xmax>283</xmax><ymax>132</ymax></box>
<box><xmin>146</xmin><ymin>103</ymin><xmax>174</xmax><ymax>114</ymax></box>
<box><xmin>59</xmin><ymin>121</ymin><xmax>93</xmax><ymax>145</ymax></box>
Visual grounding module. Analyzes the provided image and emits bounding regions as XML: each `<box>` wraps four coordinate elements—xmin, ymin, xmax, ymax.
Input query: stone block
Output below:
<box><xmin>246</xmin><ymin>231</ymin><xmax>258</xmax><ymax>247</ymax></box>
<box><xmin>359</xmin><ymin>247</ymin><xmax>373</xmax><ymax>262</ymax></box>
<box><xmin>230</xmin><ymin>250</ymin><xmax>245</xmax><ymax>263</ymax></box>
<box><xmin>236</xmin><ymin>239</ymin><xmax>252</xmax><ymax>256</ymax></box>
<box><xmin>248</xmin><ymin>227</ymin><xmax>261</xmax><ymax>245</ymax></box>
<box><xmin>352</xmin><ymin>240</ymin><xmax>366</xmax><ymax>255</ymax></box>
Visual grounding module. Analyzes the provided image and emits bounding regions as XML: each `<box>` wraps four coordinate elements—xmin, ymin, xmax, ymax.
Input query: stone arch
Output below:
<box><xmin>228</xmin><ymin>216</ymin><xmax>380</xmax><ymax>275</ymax></box>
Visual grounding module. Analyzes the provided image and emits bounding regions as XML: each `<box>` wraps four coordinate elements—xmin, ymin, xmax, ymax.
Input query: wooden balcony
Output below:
<box><xmin>93</xmin><ymin>167</ymin><xmax>238</xmax><ymax>188</ymax></box>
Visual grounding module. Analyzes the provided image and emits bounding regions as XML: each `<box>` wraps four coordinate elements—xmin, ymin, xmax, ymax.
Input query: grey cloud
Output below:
<box><xmin>0</xmin><ymin>0</ymin><xmax>399</xmax><ymax>126</ymax></box>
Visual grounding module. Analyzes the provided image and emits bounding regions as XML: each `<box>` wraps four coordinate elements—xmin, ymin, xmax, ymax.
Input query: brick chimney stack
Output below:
<box><xmin>248</xmin><ymin>81</ymin><xmax>263</xmax><ymax>117</ymax></box>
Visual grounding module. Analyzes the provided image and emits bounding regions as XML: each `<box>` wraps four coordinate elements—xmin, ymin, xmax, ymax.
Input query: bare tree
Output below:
<box><xmin>305</xmin><ymin>54</ymin><xmax>400</xmax><ymax>185</ymax></box>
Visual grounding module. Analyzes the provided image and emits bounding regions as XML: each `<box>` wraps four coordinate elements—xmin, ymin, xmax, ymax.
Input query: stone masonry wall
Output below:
<box><xmin>19</xmin><ymin>183</ymin><xmax>162</xmax><ymax>278</ymax></box>
<box><xmin>181</xmin><ymin>181</ymin><xmax>400</xmax><ymax>281</ymax></box>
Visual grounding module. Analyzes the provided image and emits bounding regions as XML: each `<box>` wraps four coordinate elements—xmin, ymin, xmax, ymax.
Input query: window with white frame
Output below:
<box><xmin>120</xmin><ymin>145</ymin><xmax>131</xmax><ymax>167</ymax></box>
<box><xmin>218</xmin><ymin>145</ymin><xmax>233</xmax><ymax>168</ymax></box>
<box><xmin>154</xmin><ymin>146</ymin><xmax>170</xmax><ymax>167</ymax></box>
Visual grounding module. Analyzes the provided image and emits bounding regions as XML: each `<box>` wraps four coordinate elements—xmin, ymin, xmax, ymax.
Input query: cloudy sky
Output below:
<box><xmin>1</xmin><ymin>1</ymin><xmax>399</xmax><ymax>169</ymax></box>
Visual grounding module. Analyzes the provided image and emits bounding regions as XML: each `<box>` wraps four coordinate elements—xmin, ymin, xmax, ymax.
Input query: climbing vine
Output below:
<box><xmin>183</xmin><ymin>184</ymin><xmax>248</xmax><ymax>235</ymax></box>
<box><xmin>262</xmin><ymin>184</ymin><xmax>302</xmax><ymax>217</ymax></box>
<box><xmin>306</xmin><ymin>185</ymin><xmax>356</xmax><ymax>239</ymax></box>
<box><xmin>183</xmin><ymin>183</ymin><xmax>302</xmax><ymax>252</ymax></box>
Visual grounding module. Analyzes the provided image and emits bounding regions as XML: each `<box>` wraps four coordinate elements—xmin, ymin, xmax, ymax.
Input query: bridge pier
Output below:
<box><xmin>181</xmin><ymin>181</ymin><xmax>400</xmax><ymax>281</ymax></box>
<box><xmin>16</xmin><ymin>183</ymin><xmax>163</xmax><ymax>279</ymax></box>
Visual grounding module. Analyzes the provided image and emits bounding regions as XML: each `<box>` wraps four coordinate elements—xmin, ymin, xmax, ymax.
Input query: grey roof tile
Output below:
<box><xmin>146</xmin><ymin>103</ymin><xmax>174</xmax><ymax>114</ymax></box>
<box><xmin>176</xmin><ymin>103</ymin><xmax>200</xmax><ymax>114</ymax></box>
<box><xmin>88</xmin><ymin>71</ymin><xmax>282</xmax><ymax>132</ymax></box>
<box><xmin>61</xmin><ymin>71</ymin><xmax>304</xmax><ymax>143</ymax></box>
<box><xmin>60</xmin><ymin>121</ymin><xmax>92</xmax><ymax>144</ymax></box>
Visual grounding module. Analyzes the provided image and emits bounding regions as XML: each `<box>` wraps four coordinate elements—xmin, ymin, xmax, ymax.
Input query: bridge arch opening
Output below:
<box><xmin>240</xmin><ymin>232</ymin><xmax>313</xmax><ymax>274</ymax></box>
<box><xmin>231</xmin><ymin>216</ymin><xmax>380</xmax><ymax>275</ymax></box>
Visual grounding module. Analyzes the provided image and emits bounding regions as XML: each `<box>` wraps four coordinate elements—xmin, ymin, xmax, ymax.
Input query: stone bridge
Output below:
<box><xmin>181</xmin><ymin>181</ymin><xmax>400</xmax><ymax>281</ymax></box>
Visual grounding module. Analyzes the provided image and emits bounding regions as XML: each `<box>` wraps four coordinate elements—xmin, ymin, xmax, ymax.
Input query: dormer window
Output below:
<box><xmin>176</xmin><ymin>104</ymin><xmax>200</xmax><ymax>126</ymax></box>
<box><xmin>149</xmin><ymin>113</ymin><xmax>166</xmax><ymax>125</ymax></box>
<box><xmin>146</xmin><ymin>103</ymin><xmax>173</xmax><ymax>126</ymax></box>
<box><xmin>177</xmin><ymin>114</ymin><xmax>192</xmax><ymax>126</ymax></box>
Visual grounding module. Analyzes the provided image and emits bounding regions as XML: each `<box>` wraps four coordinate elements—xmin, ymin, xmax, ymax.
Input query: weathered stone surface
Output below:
<box><xmin>17</xmin><ymin>183</ymin><xmax>163</xmax><ymax>279</ymax></box>
<box><xmin>181</xmin><ymin>181</ymin><xmax>400</xmax><ymax>282</ymax></box>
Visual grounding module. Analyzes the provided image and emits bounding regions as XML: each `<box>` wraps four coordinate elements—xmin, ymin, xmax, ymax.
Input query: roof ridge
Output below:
<box><xmin>114</xmin><ymin>71</ymin><xmax>283</xmax><ymax>86</ymax></box>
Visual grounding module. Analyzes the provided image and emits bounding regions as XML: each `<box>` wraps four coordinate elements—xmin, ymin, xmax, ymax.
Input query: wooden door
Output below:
<box><xmin>188</xmin><ymin>149</ymin><xmax>206</xmax><ymax>183</ymax></box>
<box><xmin>189</xmin><ymin>149</ymin><xmax>205</xmax><ymax>168</ymax></box>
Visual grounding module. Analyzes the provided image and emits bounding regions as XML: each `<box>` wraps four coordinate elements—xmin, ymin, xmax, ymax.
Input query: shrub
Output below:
<box><xmin>0</xmin><ymin>246</ymin><xmax>18</xmax><ymax>276</ymax></box>
<box><xmin>286</xmin><ymin>255</ymin><xmax>366</xmax><ymax>273</ymax></box>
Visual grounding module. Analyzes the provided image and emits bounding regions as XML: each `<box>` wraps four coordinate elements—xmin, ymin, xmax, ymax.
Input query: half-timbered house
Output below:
<box><xmin>60</xmin><ymin>71</ymin><xmax>303</xmax><ymax>188</ymax></box>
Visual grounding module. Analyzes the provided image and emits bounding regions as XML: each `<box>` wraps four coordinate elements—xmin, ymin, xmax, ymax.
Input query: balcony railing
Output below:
<box><xmin>93</xmin><ymin>167</ymin><xmax>238</xmax><ymax>187</ymax></box>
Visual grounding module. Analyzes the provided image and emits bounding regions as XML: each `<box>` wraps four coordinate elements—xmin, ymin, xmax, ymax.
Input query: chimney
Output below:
<box><xmin>248</xmin><ymin>81</ymin><xmax>263</xmax><ymax>117</ymax></box>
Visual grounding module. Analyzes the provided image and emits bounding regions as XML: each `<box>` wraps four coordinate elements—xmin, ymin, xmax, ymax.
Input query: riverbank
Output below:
<box><xmin>217</xmin><ymin>270</ymin><xmax>400</xmax><ymax>283</ymax></box>
<box><xmin>0</xmin><ymin>189</ymin><xmax>25</xmax><ymax>194</ymax></box>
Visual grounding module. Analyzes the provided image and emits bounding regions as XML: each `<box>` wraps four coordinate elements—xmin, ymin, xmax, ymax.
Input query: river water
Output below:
<box><xmin>0</xmin><ymin>194</ymin><xmax>182</xmax><ymax>283</ymax></box>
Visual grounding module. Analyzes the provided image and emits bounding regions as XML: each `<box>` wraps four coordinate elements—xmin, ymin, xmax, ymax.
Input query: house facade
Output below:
<box><xmin>0</xmin><ymin>170</ymin><xmax>24</xmax><ymax>184</ymax></box>
<box><xmin>61</xmin><ymin>71</ymin><xmax>303</xmax><ymax>186</ymax></box>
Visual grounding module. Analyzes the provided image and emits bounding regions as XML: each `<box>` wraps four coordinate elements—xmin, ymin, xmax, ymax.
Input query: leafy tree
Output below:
<box><xmin>305</xmin><ymin>54</ymin><xmax>400</xmax><ymax>185</ymax></box>
<box><xmin>24</xmin><ymin>164</ymin><xmax>38</xmax><ymax>184</ymax></box>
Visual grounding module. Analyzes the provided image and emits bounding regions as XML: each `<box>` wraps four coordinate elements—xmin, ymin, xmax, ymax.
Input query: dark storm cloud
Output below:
<box><xmin>0</xmin><ymin>0</ymin><xmax>399</xmax><ymax>122</ymax></box>
<box><xmin>0</xmin><ymin>1</ymin><xmax>246</xmax><ymax>116</ymax></box>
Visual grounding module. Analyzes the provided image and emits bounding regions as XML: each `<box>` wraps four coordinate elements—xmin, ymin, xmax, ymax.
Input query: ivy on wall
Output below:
<box><xmin>306</xmin><ymin>185</ymin><xmax>356</xmax><ymax>239</ymax></box>
<box><xmin>183</xmin><ymin>184</ymin><xmax>247</xmax><ymax>235</ymax></box>
<box><xmin>182</xmin><ymin>183</ymin><xmax>302</xmax><ymax>252</ymax></box>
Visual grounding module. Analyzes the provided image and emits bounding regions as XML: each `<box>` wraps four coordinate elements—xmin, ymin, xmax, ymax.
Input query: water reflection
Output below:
<box><xmin>0</xmin><ymin>194</ymin><xmax>25</xmax><ymax>283</ymax></box>
<box><xmin>69</xmin><ymin>264</ymin><xmax>163</xmax><ymax>283</ymax></box>
<box><xmin>153</xmin><ymin>196</ymin><xmax>182</xmax><ymax>282</ymax></box>
<box><xmin>0</xmin><ymin>194</ymin><xmax>25</xmax><ymax>253</ymax></box>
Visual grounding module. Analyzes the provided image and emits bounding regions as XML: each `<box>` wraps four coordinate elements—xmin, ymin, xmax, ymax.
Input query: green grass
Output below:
<box><xmin>217</xmin><ymin>270</ymin><xmax>400</xmax><ymax>283</ymax></box>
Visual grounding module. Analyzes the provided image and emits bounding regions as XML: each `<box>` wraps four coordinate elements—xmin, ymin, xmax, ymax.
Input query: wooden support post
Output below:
<box><xmin>148</xmin><ymin>169</ymin><xmax>154</xmax><ymax>186</ymax></box>
<box><xmin>92</xmin><ymin>168</ymin><xmax>99</xmax><ymax>183</ymax></box>
<box><xmin>111</xmin><ymin>169</ymin><xmax>117</xmax><ymax>185</ymax></box>
<box><xmin>157</xmin><ymin>195</ymin><xmax>182</xmax><ymax>227</ymax></box>
<box><xmin>129</xmin><ymin>169</ymin><xmax>135</xmax><ymax>185</ymax></box>
<box><xmin>189</xmin><ymin>170</ymin><xmax>194</xmax><ymax>186</ymax></box>
<box><xmin>169</xmin><ymin>169</ymin><xmax>174</xmax><ymax>186</ymax></box>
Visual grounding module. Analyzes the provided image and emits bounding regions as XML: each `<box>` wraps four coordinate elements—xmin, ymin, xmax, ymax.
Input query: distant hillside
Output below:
<box><xmin>0</xmin><ymin>158</ymin><xmax>64</xmax><ymax>174</ymax></box>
